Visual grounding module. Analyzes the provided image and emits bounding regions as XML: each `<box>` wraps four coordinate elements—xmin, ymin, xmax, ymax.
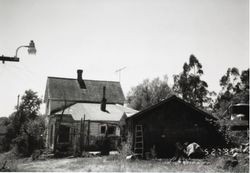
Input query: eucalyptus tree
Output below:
<box><xmin>173</xmin><ymin>54</ymin><xmax>213</xmax><ymax>109</ymax></box>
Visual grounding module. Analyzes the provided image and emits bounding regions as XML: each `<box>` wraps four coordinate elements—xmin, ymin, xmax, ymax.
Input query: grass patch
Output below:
<box><xmin>0</xmin><ymin>149</ymin><xmax>31</xmax><ymax>171</ymax></box>
<box><xmin>16</xmin><ymin>155</ymin><xmax>245</xmax><ymax>172</ymax></box>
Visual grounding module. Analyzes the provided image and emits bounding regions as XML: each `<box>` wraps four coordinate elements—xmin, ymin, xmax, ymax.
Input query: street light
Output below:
<box><xmin>0</xmin><ymin>40</ymin><xmax>37</xmax><ymax>63</ymax></box>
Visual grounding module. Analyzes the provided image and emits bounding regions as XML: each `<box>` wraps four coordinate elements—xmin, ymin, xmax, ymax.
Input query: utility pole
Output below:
<box><xmin>115</xmin><ymin>66</ymin><xmax>126</xmax><ymax>82</ymax></box>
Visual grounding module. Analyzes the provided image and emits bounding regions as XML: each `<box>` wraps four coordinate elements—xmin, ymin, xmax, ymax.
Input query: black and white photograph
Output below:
<box><xmin>0</xmin><ymin>0</ymin><xmax>249</xmax><ymax>172</ymax></box>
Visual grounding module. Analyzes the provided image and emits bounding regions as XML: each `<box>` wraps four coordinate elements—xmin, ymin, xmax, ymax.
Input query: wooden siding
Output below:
<box><xmin>127</xmin><ymin>98</ymin><xmax>225</xmax><ymax>158</ymax></box>
<box><xmin>47</xmin><ymin>115</ymin><xmax>121</xmax><ymax>152</ymax></box>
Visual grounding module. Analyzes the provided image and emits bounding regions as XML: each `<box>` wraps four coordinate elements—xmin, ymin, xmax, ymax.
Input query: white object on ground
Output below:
<box><xmin>186</xmin><ymin>142</ymin><xmax>201</xmax><ymax>157</ymax></box>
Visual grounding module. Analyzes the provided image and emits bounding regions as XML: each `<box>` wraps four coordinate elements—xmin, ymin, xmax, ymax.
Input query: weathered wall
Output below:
<box><xmin>127</xmin><ymin>100</ymin><xmax>224</xmax><ymax>158</ymax></box>
<box><xmin>47</xmin><ymin>115</ymin><xmax>121</xmax><ymax>152</ymax></box>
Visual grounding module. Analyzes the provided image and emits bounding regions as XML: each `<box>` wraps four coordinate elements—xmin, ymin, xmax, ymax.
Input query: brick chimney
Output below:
<box><xmin>101</xmin><ymin>86</ymin><xmax>107</xmax><ymax>111</ymax></box>
<box><xmin>77</xmin><ymin>69</ymin><xmax>86</xmax><ymax>89</ymax></box>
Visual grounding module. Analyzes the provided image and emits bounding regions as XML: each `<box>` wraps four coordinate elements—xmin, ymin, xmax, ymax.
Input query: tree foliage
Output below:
<box><xmin>214</xmin><ymin>68</ymin><xmax>249</xmax><ymax>118</ymax></box>
<box><xmin>0</xmin><ymin>117</ymin><xmax>11</xmax><ymax>152</ymax></box>
<box><xmin>172</xmin><ymin>54</ymin><xmax>213</xmax><ymax>109</ymax></box>
<box><xmin>11</xmin><ymin>90</ymin><xmax>42</xmax><ymax>136</ymax></box>
<box><xmin>127</xmin><ymin>75</ymin><xmax>173</xmax><ymax>110</ymax></box>
<box><xmin>18</xmin><ymin>89</ymin><xmax>42</xmax><ymax>120</ymax></box>
<box><xmin>3</xmin><ymin>90</ymin><xmax>45</xmax><ymax>156</ymax></box>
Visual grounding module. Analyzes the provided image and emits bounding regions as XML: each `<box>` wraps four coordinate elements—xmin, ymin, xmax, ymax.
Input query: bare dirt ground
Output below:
<box><xmin>16</xmin><ymin>155</ymin><xmax>248</xmax><ymax>172</ymax></box>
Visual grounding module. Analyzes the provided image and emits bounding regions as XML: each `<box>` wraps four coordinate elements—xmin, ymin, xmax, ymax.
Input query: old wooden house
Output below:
<box><xmin>126</xmin><ymin>95</ymin><xmax>225</xmax><ymax>158</ymax></box>
<box><xmin>44</xmin><ymin>69</ymin><xmax>137</xmax><ymax>152</ymax></box>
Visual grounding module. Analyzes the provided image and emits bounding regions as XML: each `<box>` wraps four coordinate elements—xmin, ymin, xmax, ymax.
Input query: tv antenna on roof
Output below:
<box><xmin>115</xmin><ymin>66</ymin><xmax>126</xmax><ymax>82</ymax></box>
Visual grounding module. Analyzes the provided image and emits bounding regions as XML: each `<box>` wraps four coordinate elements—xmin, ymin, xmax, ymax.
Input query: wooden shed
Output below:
<box><xmin>126</xmin><ymin>95</ymin><xmax>225</xmax><ymax>158</ymax></box>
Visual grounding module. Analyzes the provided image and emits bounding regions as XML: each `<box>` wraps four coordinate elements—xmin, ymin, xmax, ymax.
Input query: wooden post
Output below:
<box><xmin>79</xmin><ymin>118</ymin><xmax>83</xmax><ymax>154</ymax></box>
<box><xmin>79</xmin><ymin>115</ymin><xmax>86</xmax><ymax>154</ymax></box>
<box><xmin>87</xmin><ymin>120</ymin><xmax>90</xmax><ymax>147</ymax></box>
<box><xmin>53</xmin><ymin>120</ymin><xmax>57</xmax><ymax>153</ymax></box>
<box><xmin>82</xmin><ymin>114</ymin><xmax>86</xmax><ymax>151</ymax></box>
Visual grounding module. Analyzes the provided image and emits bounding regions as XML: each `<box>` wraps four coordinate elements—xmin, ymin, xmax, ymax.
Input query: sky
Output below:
<box><xmin>0</xmin><ymin>0</ymin><xmax>249</xmax><ymax>117</ymax></box>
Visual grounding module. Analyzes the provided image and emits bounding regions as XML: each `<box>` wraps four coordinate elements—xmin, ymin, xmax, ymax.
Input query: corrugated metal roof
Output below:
<box><xmin>56</xmin><ymin>103</ymin><xmax>138</xmax><ymax>121</ymax></box>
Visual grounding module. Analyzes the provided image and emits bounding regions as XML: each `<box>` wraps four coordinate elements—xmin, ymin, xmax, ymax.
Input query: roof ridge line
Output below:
<box><xmin>127</xmin><ymin>95</ymin><xmax>217</xmax><ymax>120</ymax></box>
<box><xmin>47</xmin><ymin>76</ymin><xmax>120</xmax><ymax>83</ymax></box>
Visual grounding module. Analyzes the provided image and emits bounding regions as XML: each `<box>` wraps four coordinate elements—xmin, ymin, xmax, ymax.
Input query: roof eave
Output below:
<box><xmin>127</xmin><ymin>95</ymin><xmax>217</xmax><ymax>121</ymax></box>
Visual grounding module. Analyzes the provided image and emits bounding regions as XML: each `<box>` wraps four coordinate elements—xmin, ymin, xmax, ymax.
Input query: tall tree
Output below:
<box><xmin>12</xmin><ymin>90</ymin><xmax>42</xmax><ymax>135</ymax></box>
<box><xmin>214</xmin><ymin>68</ymin><xmax>249</xmax><ymax>118</ymax></box>
<box><xmin>9</xmin><ymin>89</ymin><xmax>44</xmax><ymax>155</ymax></box>
<box><xmin>173</xmin><ymin>54</ymin><xmax>213</xmax><ymax>109</ymax></box>
<box><xmin>240</xmin><ymin>69</ymin><xmax>249</xmax><ymax>91</ymax></box>
<box><xmin>127</xmin><ymin>75</ymin><xmax>173</xmax><ymax>110</ymax></box>
<box><xmin>18</xmin><ymin>89</ymin><xmax>42</xmax><ymax>120</ymax></box>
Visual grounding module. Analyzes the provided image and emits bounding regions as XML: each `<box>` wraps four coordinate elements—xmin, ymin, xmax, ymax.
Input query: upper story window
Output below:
<box><xmin>100</xmin><ymin>125</ymin><xmax>106</xmax><ymax>134</ymax></box>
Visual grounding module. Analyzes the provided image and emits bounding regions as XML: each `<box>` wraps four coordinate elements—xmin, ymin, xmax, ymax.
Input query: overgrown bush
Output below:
<box><xmin>117</xmin><ymin>141</ymin><xmax>133</xmax><ymax>160</ymax></box>
<box><xmin>12</xmin><ymin>135</ymin><xmax>29</xmax><ymax>156</ymax></box>
<box><xmin>13</xmin><ymin>117</ymin><xmax>45</xmax><ymax>156</ymax></box>
<box><xmin>0</xmin><ymin>117</ymin><xmax>12</xmax><ymax>152</ymax></box>
<box><xmin>216</xmin><ymin>120</ymin><xmax>249</xmax><ymax>147</ymax></box>
<box><xmin>6</xmin><ymin>90</ymin><xmax>45</xmax><ymax>156</ymax></box>
<box><xmin>227</xmin><ymin>130</ymin><xmax>248</xmax><ymax>146</ymax></box>
<box><xmin>217</xmin><ymin>124</ymin><xmax>232</xmax><ymax>146</ymax></box>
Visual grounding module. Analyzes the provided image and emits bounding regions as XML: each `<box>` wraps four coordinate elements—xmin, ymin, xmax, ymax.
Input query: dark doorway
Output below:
<box><xmin>58</xmin><ymin>125</ymin><xmax>70</xmax><ymax>143</ymax></box>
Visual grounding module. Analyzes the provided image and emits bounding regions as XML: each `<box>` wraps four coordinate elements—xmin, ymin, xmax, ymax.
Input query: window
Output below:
<box><xmin>100</xmin><ymin>125</ymin><xmax>116</xmax><ymax>135</ymax></box>
<box><xmin>58</xmin><ymin>125</ymin><xmax>70</xmax><ymax>143</ymax></box>
<box><xmin>101</xmin><ymin>125</ymin><xmax>106</xmax><ymax>134</ymax></box>
<box><xmin>107</xmin><ymin>126</ymin><xmax>116</xmax><ymax>135</ymax></box>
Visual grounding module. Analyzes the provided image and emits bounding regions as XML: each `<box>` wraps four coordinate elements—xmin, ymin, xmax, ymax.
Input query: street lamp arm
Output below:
<box><xmin>1</xmin><ymin>40</ymin><xmax>36</xmax><ymax>63</ymax></box>
<box><xmin>15</xmin><ymin>45</ymin><xmax>29</xmax><ymax>58</ymax></box>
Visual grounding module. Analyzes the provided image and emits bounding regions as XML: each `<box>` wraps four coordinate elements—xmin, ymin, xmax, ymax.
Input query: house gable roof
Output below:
<box><xmin>127</xmin><ymin>95</ymin><xmax>217</xmax><ymax>121</ymax></box>
<box><xmin>44</xmin><ymin>77</ymin><xmax>125</xmax><ymax>104</ymax></box>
